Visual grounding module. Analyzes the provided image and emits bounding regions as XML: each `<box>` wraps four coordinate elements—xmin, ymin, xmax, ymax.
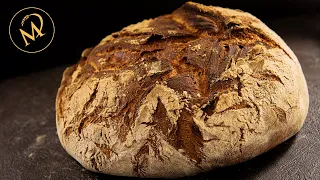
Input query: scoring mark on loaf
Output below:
<box><xmin>169</xmin><ymin>109</ymin><xmax>204</xmax><ymax>164</ymax></box>
<box><xmin>151</xmin><ymin>98</ymin><xmax>174</xmax><ymax>136</ymax></box>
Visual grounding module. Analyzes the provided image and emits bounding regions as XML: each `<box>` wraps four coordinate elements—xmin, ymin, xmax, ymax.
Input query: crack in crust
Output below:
<box><xmin>56</xmin><ymin>1</ymin><xmax>308</xmax><ymax>178</ymax></box>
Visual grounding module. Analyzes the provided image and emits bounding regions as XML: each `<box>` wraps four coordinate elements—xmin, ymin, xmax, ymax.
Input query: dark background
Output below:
<box><xmin>2</xmin><ymin>1</ymin><xmax>320</xmax><ymax>180</ymax></box>
<box><xmin>4</xmin><ymin>0</ymin><xmax>320</xmax><ymax>79</ymax></box>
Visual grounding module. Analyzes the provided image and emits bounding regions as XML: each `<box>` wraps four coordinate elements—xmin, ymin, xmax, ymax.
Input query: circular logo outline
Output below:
<box><xmin>9</xmin><ymin>7</ymin><xmax>55</xmax><ymax>53</ymax></box>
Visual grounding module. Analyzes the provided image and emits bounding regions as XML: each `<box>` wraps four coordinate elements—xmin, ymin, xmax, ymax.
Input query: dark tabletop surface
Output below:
<box><xmin>0</xmin><ymin>15</ymin><xmax>319</xmax><ymax>180</ymax></box>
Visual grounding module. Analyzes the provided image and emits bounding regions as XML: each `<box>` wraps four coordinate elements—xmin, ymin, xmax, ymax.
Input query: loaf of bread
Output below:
<box><xmin>56</xmin><ymin>1</ymin><xmax>309</xmax><ymax>178</ymax></box>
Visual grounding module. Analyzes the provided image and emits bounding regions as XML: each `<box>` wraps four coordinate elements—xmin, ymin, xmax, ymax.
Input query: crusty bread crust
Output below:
<box><xmin>56</xmin><ymin>2</ymin><xmax>309</xmax><ymax>178</ymax></box>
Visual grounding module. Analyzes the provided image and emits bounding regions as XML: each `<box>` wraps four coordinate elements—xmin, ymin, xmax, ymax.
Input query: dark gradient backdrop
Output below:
<box><xmin>4</xmin><ymin>0</ymin><xmax>320</xmax><ymax>79</ymax></box>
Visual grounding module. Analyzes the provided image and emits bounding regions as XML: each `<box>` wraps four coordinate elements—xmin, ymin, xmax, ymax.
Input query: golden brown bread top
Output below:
<box><xmin>62</xmin><ymin>1</ymin><xmax>299</xmax><ymax>93</ymax></box>
<box><xmin>63</xmin><ymin>1</ymin><xmax>298</xmax><ymax>91</ymax></box>
<box><xmin>97</xmin><ymin>1</ymin><xmax>297</xmax><ymax>60</ymax></box>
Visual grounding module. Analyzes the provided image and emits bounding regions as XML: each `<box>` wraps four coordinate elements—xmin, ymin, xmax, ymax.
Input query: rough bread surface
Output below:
<box><xmin>56</xmin><ymin>2</ymin><xmax>309</xmax><ymax>178</ymax></box>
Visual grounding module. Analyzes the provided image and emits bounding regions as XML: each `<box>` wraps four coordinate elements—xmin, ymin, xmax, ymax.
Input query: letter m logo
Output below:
<box><xmin>19</xmin><ymin>14</ymin><xmax>45</xmax><ymax>46</ymax></box>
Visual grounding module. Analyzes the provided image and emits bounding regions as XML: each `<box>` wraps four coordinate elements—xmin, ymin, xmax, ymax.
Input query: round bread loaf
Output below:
<box><xmin>56</xmin><ymin>1</ymin><xmax>309</xmax><ymax>178</ymax></box>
